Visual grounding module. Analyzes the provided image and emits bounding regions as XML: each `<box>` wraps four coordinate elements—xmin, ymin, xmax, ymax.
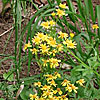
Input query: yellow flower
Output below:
<box><xmin>69</xmin><ymin>84</ymin><xmax>78</xmax><ymax>93</ymax></box>
<box><xmin>41</xmin><ymin>21</ymin><xmax>50</xmax><ymax>29</ymax></box>
<box><xmin>66</xmin><ymin>40</ymin><xmax>77</xmax><ymax>49</ymax></box>
<box><xmin>40</xmin><ymin>44</ymin><xmax>50</xmax><ymax>54</ymax></box>
<box><xmin>60</xmin><ymin>94</ymin><xmax>68</xmax><ymax>100</ymax></box>
<box><xmin>47</xmin><ymin>36</ymin><xmax>53</xmax><ymax>43</ymax></box>
<box><xmin>70</xmin><ymin>33</ymin><xmax>75</xmax><ymax>38</ymax></box>
<box><xmin>29</xmin><ymin>94</ymin><xmax>38</xmax><ymax>100</ymax></box>
<box><xmin>54</xmin><ymin>72</ymin><xmax>61</xmax><ymax>78</ymax></box>
<box><xmin>76</xmin><ymin>79</ymin><xmax>85</xmax><ymax>86</ymax></box>
<box><xmin>54</xmin><ymin>96</ymin><xmax>60</xmax><ymax>100</ymax></box>
<box><xmin>44</xmin><ymin>74</ymin><xmax>56</xmax><ymax>81</ymax></box>
<box><xmin>38</xmin><ymin>98</ymin><xmax>45</xmax><ymax>100</ymax></box>
<box><xmin>24</xmin><ymin>42</ymin><xmax>32</xmax><ymax>50</ymax></box>
<box><xmin>63</xmin><ymin>39</ymin><xmax>69</xmax><ymax>45</ymax></box>
<box><xmin>41</xmin><ymin>85</ymin><xmax>51</xmax><ymax>90</ymax></box>
<box><xmin>34</xmin><ymin>82</ymin><xmax>41</xmax><ymax>87</ymax></box>
<box><xmin>61</xmin><ymin>79</ymin><xmax>70</xmax><ymax>86</ymax></box>
<box><xmin>48</xmin><ymin>39</ymin><xmax>57</xmax><ymax>47</ymax></box>
<box><xmin>49</xmin><ymin>49</ymin><xmax>57</xmax><ymax>56</ymax></box>
<box><xmin>48</xmin><ymin>36</ymin><xmax>54</xmax><ymax>41</ymax></box>
<box><xmin>92</xmin><ymin>24</ymin><xmax>99</xmax><ymax>29</ymax></box>
<box><xmin>42</xmin><ymin>34</ymin><xmax>49</xmax><ymax>41</ymax></box>
<box><xmin>56</xmin><ymin>44</ymin><xmax>63</xmax><ymax>51</ymax></box>
<box><xmin>54</xmin><ymin>88</ymin><xmax>62</xmax><ymax>95</ymax></box>
<box><xmin>49</xmin><ymin>97</ymin><xmax>55</xmax><ymax>100</ymax></box>
<box><xmin>42</xmin><ymin>59</ymin><xmax>48</xmax><ymax>66</ymax></box>
<box><xmin>30</xmin><ymin>48</ymin><xmax>38</xmax><ymax>54</ymax></box>
<box><xmin>49</xmin><ymin>20</ymin><xmax>56</xmax><ymax>26</ymax></box>
<box><xmin>59</xmin><ymin>3</ymin><xmax>66</xmax><ymax>9</ymax></box>
<box><xmin>65</xmin><ymin>84</ymin><xmax>72</xmax><ymax>92</ymax></box>
<box><xmin>49</xmin><ymin>58</ymin><xmax>61</xmax><ymax>68</ymax></box>
<box><xmin>56</xmin><ymin>9</ymin><xmax>65</xmax><ymax>17</ymax></box>
<box><xmin>36</xmin><ymin>32</ymin><xmax>44</xmax><ymax>39</ymax></box>
<box><xmin>32</xmin><ymin>36</ymin><xmax>41</xmax><ymax>45</ymax></box>
<box><xmin>66</xmin><ymin>83</ymin><xmax>78</xmax><ymax>93</ymax></box>
<box><xmin>58</xmin><ymin>31</ymin><xmax>68</xmax><ymax>39</ymax></box>
<box><xmin>42</xmin><ymin>90</ymin><xmax>53</xmax><ymax>99</ymax></box>
<box><xmin>51</xmin><ymin>12</ymin><xmax>56</xmax><ymax>16</ymax></box>
<box><xmin>48</xmin><ymin>80</ymin><xmax>57</xmax><ymax>87</ymax></box>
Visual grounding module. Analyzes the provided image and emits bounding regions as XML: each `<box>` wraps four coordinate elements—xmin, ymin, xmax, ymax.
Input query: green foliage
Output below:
<box><xmin>3</xmin><ymin>70</ymin><xmax>14</xmax><ymax>81</ymax></box>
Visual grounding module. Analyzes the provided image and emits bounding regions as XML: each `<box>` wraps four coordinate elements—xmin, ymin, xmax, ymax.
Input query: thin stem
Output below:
<box><xmin>85</xmin><ymin>39</ymin><xmax>99</xmax><ymax>62</ymax></box>
<box><xmin>15</xmin><ymin>0</ymin><xmax>19</xmax><ymax>83</ymax></box>
<box><xmin>35</xmin><ymin>54</ymin><xmax>42</xmax><ymax>72</ymax></box>
<box><xmin>67</xmin><ymin>49</ymin><xmax>90</xmax><ymax>69</ymax></box>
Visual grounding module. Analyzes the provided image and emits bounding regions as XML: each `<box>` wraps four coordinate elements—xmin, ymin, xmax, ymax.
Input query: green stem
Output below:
<box><xmin>67</xmin><ymin>49</ymin><xmax>89</xmax><ymax>69</ymax></box>
<box><xmin>85</xmin><ymin>39</ymin><xmax>99</xmax><ymax>62</ymax></box>
<box><xmin>35</xmin><ymin>54</ymin><xmax>42</xmax><ymax>72</ymax></box>
<box><xmin>47</xmin><ymin>0</ymin><xmax>53</xmax><ymax>7</ymax></box>
<box><xmin>15</xmin><ymin>0</ymin><xmax>19</xmax><ymax>83</ymax></box>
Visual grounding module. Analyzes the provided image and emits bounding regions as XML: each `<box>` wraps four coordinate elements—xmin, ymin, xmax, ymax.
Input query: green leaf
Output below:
<box><xmin>3</xmin><ymin>71</ymin><xmax>14</xmax><ymax>81</ymax></box>
<box><xmin>0</xmin><ymin>98</ymin><xmax>5</xmax><ymax>100</ymax></box>
<box><xmin>0</xmin><ymin>98</ymin><xmax>4</xmax><ymax>100</ymax></box>
<box><xmin>20</xmin><ymin>86</ymin><xmax>34</xmax><ymax>100</ymax></box>
<box><xmin>84</xmin><ymin>0</ymin><xmax>89</xmax><ymax>18</ymax></box>
<box><xmin>67</xmin><ymin>0</ymin><xmax>75</xmax><ymax>12</ymax></box>
<box><xmin>88</xmin><ymin>0</ymin><xmax>95</xmax><ymax>23</ymax></box>
<box><xmin>96</xmin><ymin>5</ymin><xmax>100</xmax><ymax>37</ymax></box>
<box><xmin>67</xmin><ymin>0</ymin><xmax>76</xmax><ymax>23</ymax></box>
<box><xmin>7</xmin><ymin>85</ymin><xmax>17</xmax><ymax>92</ymax></box>
<box><xmin>2</xmin><ymin>0</ymin><xmax>9</xmax><ymax>4</ymax></box>
<box><xmin>56</xmin><ymin>0</ymin><xmax>61</xmax><ymax>5</ymax></box>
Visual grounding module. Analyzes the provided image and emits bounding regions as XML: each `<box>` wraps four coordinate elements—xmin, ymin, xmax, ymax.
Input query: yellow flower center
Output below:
<box><xmin>41</xmin><ymin>45</ymin><xmax>47</xmax><ymax>50</ymax></box>
<box><xmin>32</xmin><ymin>95</ymin><xmax>36</xmax><ymax>98</ymax></box>
<box><xmin>57</xmin><ymin>88</ymin><xmax>61</xmax><ymax>92</ymax></box>
<box><xmin>51</xmin><ymin>40</ymin><xmax>56</xmax><ymax>45</ymax></box>
<box><xmin>48</xmin><ymin>75</ymin><xmax>53</xmax><ymax>78</ymax></box>
<box><xmin>34</xmin><ymin>38</ymin><xmax>40</xmax><ymax>42</ymax></box>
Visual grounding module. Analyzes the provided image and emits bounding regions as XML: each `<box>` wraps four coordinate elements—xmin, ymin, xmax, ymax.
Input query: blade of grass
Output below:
<box><xmin>96</xmin><ymin>5</ymin><xmax>100</xmax><ymax>38</ymax></box>
<box><xmin>47</xmin><ymin>0</ymin><xmax>53</xmax><ymax>7</ymax></box>
<box><xmin>30</xmin><ymin>0</ymin><xmax>39</xmax><ymax>11</ymax></box>
<box><xmin>15</xmin><ymin>0</ymin><xmax>20</xmax><ymax>83</ymax></box>
<box><xmin>56</xmin><ymin>0</ymin><xmax>61</xmax><ymax>5</ymax></box>
<box><xmin>66</xmin><ymin>0</ymin><xmax>76</xmax><ymax>23</ymax></box>
<box><xmin>18</xmin><ymin>5</ymin><xmax>51</xmax><ymax>71</ymax></box>
<box><xmin>67</xmin><ymin>0</ymin><xmax>75</xmax><ymax>12</ymax></box>
<box><xmin>88</xmin><ymin>0</ymin><xmax>95</xmax><ymax>23</ymax></box>
<box><xmin>84</xmin><ymin>0</ymin><xmax>91</xmax><ymax>30</ymax></box>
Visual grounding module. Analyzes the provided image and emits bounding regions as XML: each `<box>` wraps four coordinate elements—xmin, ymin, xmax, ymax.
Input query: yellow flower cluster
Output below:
<box><xmin>29</xmin><ymin>72</ymin><xmax>85</xmax><ymax>100</ymax></box>
<box><xmin>41</xmin><ymin>20</ymin><xmax>56</xmax><ymax>29</ymax></box>
<box><xmin>24</xmin><ymin>30</ymin><xmax>76</xmax><ymax>68</ymax></box>
<box><xmin>24</xmin><ymin>19</ymin><xmax>77</xmax><ymax>69</ymax></box>
<box><xmin>51</xmin><ymin>3</ymin><xmax>67</xmax><ymax>17</ymax></box>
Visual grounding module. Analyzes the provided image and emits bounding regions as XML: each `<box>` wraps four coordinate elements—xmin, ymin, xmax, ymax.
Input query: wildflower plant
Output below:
<box><xmin>29</xmin><ymin>72</ymin><xmax>85</xmax><ymax>100</ymax></box>
<box><xmin>22</xmin><ymin>1</ymin><xmax>100</xmax><ymax>99</ymax></box>
<box><xmin>24</xmin><ymin>19</ymin><xmax>77</xmax><ymax>72</ymax></box>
